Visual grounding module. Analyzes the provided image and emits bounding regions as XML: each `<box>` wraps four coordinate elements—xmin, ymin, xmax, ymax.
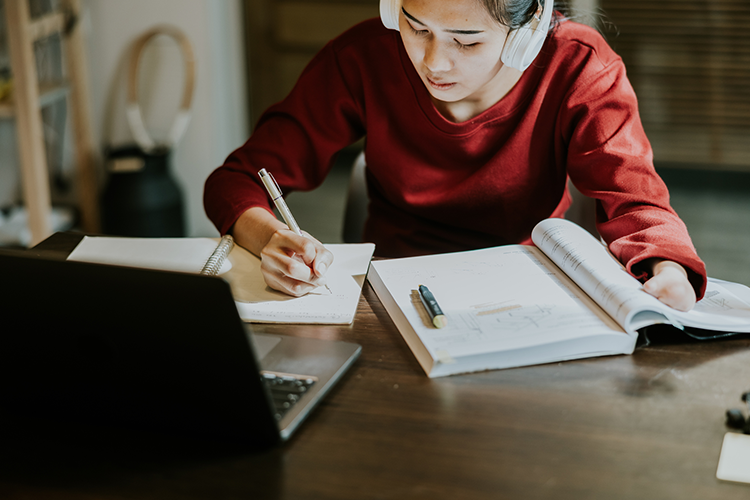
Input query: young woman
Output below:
<box><xmin>204</xmin><ymin>0</ymin><xmax>706</xmax><ymax>311</ymax></box>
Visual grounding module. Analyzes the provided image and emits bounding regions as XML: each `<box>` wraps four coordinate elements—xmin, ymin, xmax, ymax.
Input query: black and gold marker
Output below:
<box><xmin>418</xmin><ymin>285</ymin><xmax>447</xmax><ymax>329</ymax></box>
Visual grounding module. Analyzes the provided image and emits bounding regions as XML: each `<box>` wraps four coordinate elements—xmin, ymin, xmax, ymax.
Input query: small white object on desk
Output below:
<box><xmin>717</xmin><ymin>432</ymin><xmax>750</xmax><ymax>484</ymax></box>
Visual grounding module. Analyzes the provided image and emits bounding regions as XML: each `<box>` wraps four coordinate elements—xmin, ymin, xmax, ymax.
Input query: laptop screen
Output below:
<box><xmin>0</xmin><ymin>250</ymin><xmax>280</xmax><ymax>446</ymax></box>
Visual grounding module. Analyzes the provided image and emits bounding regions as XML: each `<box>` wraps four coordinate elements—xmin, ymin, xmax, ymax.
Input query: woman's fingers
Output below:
<box><xmin>642</xmin><ymin>260</ymin><xmax>696</xmax><ymax>312</ymax></box>
<box><xmin>259</xmin><ymin>229</ymin><xmax>334</xmax><ymax>296</ymax></box>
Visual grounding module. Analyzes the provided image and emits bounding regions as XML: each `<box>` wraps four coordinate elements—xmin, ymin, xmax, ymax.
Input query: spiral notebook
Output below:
<box><xmin>68</xmin><ymin>235</ymin><xmax>236</xmax><ymax>276</ymax></box>
<box><xmin>200</xmin><ymin>235</ymin><xmax>235</xmax><ymax>275</ymax></box>
<box><xmin>67</xmin><ymin>236</ymin><xmax>375</xmax><ymax>324</ymax></box>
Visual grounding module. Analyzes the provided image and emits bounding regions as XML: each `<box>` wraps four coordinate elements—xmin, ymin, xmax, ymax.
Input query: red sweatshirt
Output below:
<box><xmin>204</xmin><ymin>18</ymin><xmax>707</xmax><ymax>298</ymax></box>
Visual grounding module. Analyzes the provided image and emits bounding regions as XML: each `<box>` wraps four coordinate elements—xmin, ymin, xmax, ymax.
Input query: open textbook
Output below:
<box><xmin>368</xmin><ymin>218</ymin><xmax>750</xmax><ymax>377</ymax></box>
<box><xmin>67</xmin><ymin>236</ymin><xmax>375</xmax><ymax>324</ymax></box>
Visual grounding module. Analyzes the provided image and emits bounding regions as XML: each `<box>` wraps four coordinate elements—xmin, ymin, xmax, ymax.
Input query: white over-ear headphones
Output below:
<box><xmin>380</xmin><ymin>0</ymin><xmax>400</xmax><ymax>31</ymax></box>
<box><xmin>380</xmin><ymin>0</ymin><xmax>553</xmax><ymax>72</ymax></box>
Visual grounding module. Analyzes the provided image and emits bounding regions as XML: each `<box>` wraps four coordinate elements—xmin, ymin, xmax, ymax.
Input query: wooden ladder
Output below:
<box><xmin>2</xmin><ymin>0</ymin><xmax>99</xmax><ymax>246</ymax></box>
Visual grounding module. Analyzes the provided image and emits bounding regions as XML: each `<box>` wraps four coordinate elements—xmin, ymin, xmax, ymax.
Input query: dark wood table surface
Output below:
<box><xmin>2</xmin><ymin>232</ymin><xmax>750</xmax><ymax>499</ymax></box>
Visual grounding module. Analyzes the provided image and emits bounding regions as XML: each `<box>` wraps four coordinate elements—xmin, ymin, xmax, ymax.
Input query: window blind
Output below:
<box><xmin>598</xmin><ymin>0</ymin><xmax>750</xmax><ymax>170</ymax></box>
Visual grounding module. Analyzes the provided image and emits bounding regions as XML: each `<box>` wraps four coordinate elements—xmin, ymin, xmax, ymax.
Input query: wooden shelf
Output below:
<box><xmin>0</xmin><ymin>100</ymin><xmax>12</xmax><ymax>118</ymax></box>
<box><xmin>0</xmin><ymin>82</ymin><xmax>70</xmax><ymax>119</ymax></box>
<box><xmin>4</xmin><ymin>0</ymin><xmax>99</xmax><ymax>246</ymax></box>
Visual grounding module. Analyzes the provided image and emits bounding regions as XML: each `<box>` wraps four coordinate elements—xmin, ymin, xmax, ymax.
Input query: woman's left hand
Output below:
<box><xmin>642</xmin><ymin>259</ymin><xmax>696</xmax><ymax>312</ymax></box>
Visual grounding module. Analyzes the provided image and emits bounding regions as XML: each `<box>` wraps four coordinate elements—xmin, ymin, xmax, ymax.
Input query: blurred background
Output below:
<box><xmin>0</xmin><ymin>0</ymin><xmax>748</xmax><ymax>284</ymax></box>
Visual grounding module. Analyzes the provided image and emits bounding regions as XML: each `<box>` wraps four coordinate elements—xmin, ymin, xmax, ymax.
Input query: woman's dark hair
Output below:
<box><xmin>478</xmin><ymin>0</ymin><xmax>569</xmax><ymax>30</ymax></box>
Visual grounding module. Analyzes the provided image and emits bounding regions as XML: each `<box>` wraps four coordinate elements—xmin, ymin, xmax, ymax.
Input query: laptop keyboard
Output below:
<box><xmin>261</xmin><ymin>372</ymin><xmax>317</xmax><ymax>421</ymax></box>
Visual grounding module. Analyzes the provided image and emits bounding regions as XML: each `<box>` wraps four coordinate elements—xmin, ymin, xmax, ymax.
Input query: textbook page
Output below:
<box><xmin>369</xmin><ymin>244</ymin><xmax>630</xmax><ymax>376</ymax></box>
<box><xmin>667</xmin><ymin>279</ymin><xmax>750</xmax><ymax>333</ymax></box>
<box><xmin>531</xmin><ymin>219</ymin><xmax>664</xmax><ymax>333</ymax></box>
<box><xmin>531</xmin><ymin>219</ymin><xmax>750</xmax><ymax>333</ymax></box>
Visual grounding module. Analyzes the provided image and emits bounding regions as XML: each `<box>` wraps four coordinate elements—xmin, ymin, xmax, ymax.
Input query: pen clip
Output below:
<box><xmin>267</xmin><ymin>171</ymin><xmax>283</xmax><ymax>199</ymax></box>
<box><xmin>259</xmin><ymin>168</ymin><xmax>283</xmax><ymax>200</ymax></box>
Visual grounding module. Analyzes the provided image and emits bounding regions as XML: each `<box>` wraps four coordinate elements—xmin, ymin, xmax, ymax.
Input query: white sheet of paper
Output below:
<box><xmin>226</xmin><ymin>243</ymin><xmax>375</xmax><ymax>324</ymax></box>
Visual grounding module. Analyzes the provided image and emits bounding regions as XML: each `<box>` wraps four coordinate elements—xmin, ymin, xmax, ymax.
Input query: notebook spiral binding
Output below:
<box><xmin>200</xmin><ymin>234</ymin><xmax>235</xmax><ymax>276</ymax></box>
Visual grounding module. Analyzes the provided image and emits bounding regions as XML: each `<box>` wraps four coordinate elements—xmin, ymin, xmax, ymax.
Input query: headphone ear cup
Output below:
<box><xmin>501</xmin><ymin>26</ymin><xmax>535</xmax><ymax>70</ymax></box>
<box><xmin>380</xmin><ymin>0</ymin><xmax>401</xmax><ymax>31</ymax></box>
<box><xmin>501</xmin><ymin>0</ymin><xmax>554</xmax><ymax>71</ymax></box>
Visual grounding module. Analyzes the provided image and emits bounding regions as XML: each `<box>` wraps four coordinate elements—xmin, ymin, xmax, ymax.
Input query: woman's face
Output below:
<box><xmin>399</xmin><ymin>0</ymin><xmax>511</xmax><ymax>106</ymax></box>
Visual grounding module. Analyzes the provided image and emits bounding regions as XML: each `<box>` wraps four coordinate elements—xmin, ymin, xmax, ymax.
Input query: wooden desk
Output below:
<box><xmin>2</xmin><ymin>232</ymin><xmax>750</xmax><ymax>499</ymax></box>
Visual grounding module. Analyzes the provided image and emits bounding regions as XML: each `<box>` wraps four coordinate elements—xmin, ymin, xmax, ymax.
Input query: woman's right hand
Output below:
<box><xmin>230</xmin><ymin>206</ymin><xmax>334</xmax><ymax>297</ymax></box>
<box><xmin>259</xmin><ymin>228</ymin><xmax>333</xmax><ymax>297</ymax></box>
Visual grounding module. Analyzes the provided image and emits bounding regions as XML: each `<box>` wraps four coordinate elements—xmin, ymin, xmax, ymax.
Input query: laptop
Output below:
<box><xmin>0</xmin><ymin>250</ymin><xmax>361</xmax><ymax>447</ymax></box>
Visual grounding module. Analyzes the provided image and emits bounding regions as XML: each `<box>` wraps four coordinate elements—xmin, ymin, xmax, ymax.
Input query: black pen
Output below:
<box><xmin>418</xmin><ymin>285</ymin><xmax>447</xmax><ymax>329</ymax></box>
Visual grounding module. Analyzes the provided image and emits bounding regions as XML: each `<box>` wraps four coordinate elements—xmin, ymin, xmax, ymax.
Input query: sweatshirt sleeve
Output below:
<box><xmin>203</xmin><ymin>40</ymin><xmax>366</xmax><ymax>236</ymax></box>
<box><xmin>561</xmin><ymin>55</ymin><xmax>707</xmax><ymax>299</ymax></box>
